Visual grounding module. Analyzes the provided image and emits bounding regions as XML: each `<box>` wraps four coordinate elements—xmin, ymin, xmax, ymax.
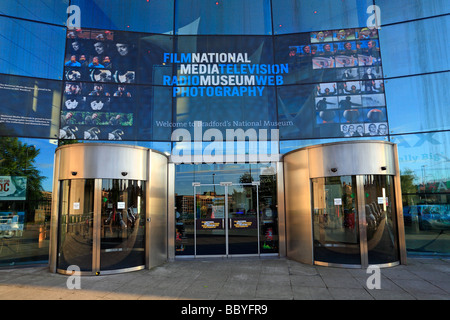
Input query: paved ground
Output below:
<box><xmin>0</xmin><ymin>257</ymin><xmax>449</xmax><ymax>300</ymax></box>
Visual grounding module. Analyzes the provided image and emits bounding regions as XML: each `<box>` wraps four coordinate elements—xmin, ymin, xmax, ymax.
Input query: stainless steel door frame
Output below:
<box><xmin>192</xmin><ymin>181</ymin><xmax>260</xmax><ymax>258</ymax></box>
<box><xmin>92</xmin><ymin>179</ymin><xmax>102</xmax><ymax>274</ymax></box>
<box><xmin>356</xmin><ymin>175</ymin><xmax>369</xmax><ymax>269</ymax></box>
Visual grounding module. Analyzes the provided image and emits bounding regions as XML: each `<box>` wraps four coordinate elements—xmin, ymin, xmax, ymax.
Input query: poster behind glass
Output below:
<box><xmin>0</xmin><ymin>74</ymin><xmax>61</xmax><ymax>139</ymax></box>
<box><xmin>61</xmin><ymin>29</ymin><xmax>173</xmax><ymax>141</ymax></box>
<box><xmin>277</xmin><ymin>27</ymin><xmax>388</xmax><ymax>140</ymax></box>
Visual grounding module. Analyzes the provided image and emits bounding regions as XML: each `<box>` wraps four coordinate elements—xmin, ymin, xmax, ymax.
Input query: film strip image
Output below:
<box><xmin>286</xmin><ymin>27</ymin><xmax>387</xmax><ymax>138</ymax></box>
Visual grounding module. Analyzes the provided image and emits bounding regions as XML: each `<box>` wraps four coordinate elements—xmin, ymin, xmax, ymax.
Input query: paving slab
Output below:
<box><xmin>0</xmin><ymin>257</ymin><xmax>449</xmax><ymax>300</ymax></box>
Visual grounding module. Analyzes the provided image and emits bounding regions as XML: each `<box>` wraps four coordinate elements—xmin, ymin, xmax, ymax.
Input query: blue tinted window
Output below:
<box><xmin>379</xmin><ymin>15</ymin><xmax>450</xmax><ymax>78</ymax></box>
<box><xmin>0</xmin><ymin>16</ymin><xmax>66</xmax><ymax>79</ymax></box>
<box><xmin>375</xmin><ymin>0</ymin><xmax>450</xmax><ymax>25</ymax></box>
<box><xmin>391</xmin><ymin>131</ymin><xmax>450</xmax><ymax>187</ymax></box>
<box><xmin>0</xmin><ymin>0</ymin><xmax>69</xmax><ymax>25</ymax></box>
<box><xmin>386</xmin><ymin>72</ymin><xmax>450</xmax><ymax>134</ymax></box>
<box><xmin>175</xmin><ymin>0</ymin><xmax>272</xmax><ymax>35</ymax></box>
<box><xmin>71</xmin><ymin>0</ymin><xmax>174</xmax><ymax>33</ymax></box>
<box><xmin>272</xmin><ymin>0</ymin><xmax>373</xmax><ymax>34</ymax></box>
<box><xmin>0</xmin><ymin>74</ymin><xmax>61</xmax><ymax>139</ymax></box>
<box><xmin>280</xmin><ymin>136</ymin><xmax>387</xmax><ymax>154</ymax></box>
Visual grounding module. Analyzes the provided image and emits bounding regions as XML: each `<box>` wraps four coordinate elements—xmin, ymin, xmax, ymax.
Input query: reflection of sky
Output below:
<box><xmin>391</xmin><ymin>131</ymin><xmax>450</xmax><ymax>185</ymax></box>
<box><xmin>19</xmin><ymin>138</ymin><xmax>58</xmax><ymax>192</ymax></box>
<box><xmin>175</xmin><ymin>163</ymin><xmax>276</xmax><ymax>196</ymax></box>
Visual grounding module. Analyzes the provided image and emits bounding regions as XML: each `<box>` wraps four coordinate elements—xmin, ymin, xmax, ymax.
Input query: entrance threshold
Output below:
<box><xmin>174</xmin><ymin>253</ymin><xmax>279</xmax><ymax>261</ymax></box>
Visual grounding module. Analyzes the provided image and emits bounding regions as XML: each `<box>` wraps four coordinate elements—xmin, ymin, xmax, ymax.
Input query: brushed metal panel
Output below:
<box><xmin>284</xmin><ymin>149</ymin><xmax>314</xmax><ymax>265</ymax></box>
<box><xmin>147</xmin><ymin>150</ymin><xmax>168</xmax><ymax>269</ymax></box>
<box><xmin>306</xmin><ymin>141</ymin><xmax>396</xmax><ymax>178</ymax></box>
<box><xmin>49</xmin><ymin>151</ymin><xmax>60</xmax><ymax>273</ymax></box>
<box><xmin>57</xmin><ymin>143</ymin><xmax>148</xmax><ymax>180</ymax></box>
<box><xmin>167</xmin><ymin>163</ymin><xmax>176</xmax><ymax>261</ymax></box>
<box><xmin>393</xmin><ymin>145</ymin><xmax>407</xmax><ymax>265</ymax></box>
<box><xmin>276</xmin><ymin>162</ymin><xmax>286</xmax><ymax>257</ymax></box>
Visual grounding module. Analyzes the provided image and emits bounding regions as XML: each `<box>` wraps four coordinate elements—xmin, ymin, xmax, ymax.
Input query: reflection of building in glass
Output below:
<box><xmin>0</xmin><ymin>0</ymin><xmax>448</xmax><ymax>267</ymax></box>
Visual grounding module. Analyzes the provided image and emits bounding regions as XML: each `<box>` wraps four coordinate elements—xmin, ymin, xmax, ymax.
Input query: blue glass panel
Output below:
<box><xmin>71</xmin><ymin>0</ymin><xmax>174</xmax><ymax>33</ymax></box>
<box><xmin>175</xmin><ymin>0</ymin><xmax>272</xmax><ymax>35</ymax></box>
<box><xmin>0</xmin><ymin>16</ymin><xmax>66</xmax><ymax>79</ymax></box>
<box><xmin>60</xmin><ymin>84</ymin><xmax>172</xmax><ymax>142</ymax></box>
<box><xmin>375</xmin><ymin>0</ymin><xmax>450</xmax><ymax>25</ymax></box>
<box><xmin>272</xmin><ymin>0</ymin><xmax>373</xmax><ymax>34</ymax></box>
<box><xmin>385</xmin><ymin>72</ymin><xmax>450</xmax><ymax>134</ymax></box>
<box><xmin>0</xmin><ymin>0</ymin><xmax>69</xmax><ymax>25</ymax></box>
<box><xmin>379</xmin><ymin>15</ymin><xmax>450</xmax><ymax>78</ymax></box>
<box><xmin>0</xmin><ymin>74</ymin><xmax>62</xmax><ymax>139</ymax></box>
<box><xmin>279</xmin><ymin>136</ymin><xmax>387</xmax><ymax>154</ymax></box>
<box><xmin>277</xmin><ymin>80</ymin><xmax>388</xmax><ymax>140</ymax></box>
<box><xmin>392</xmin><ymin>131</ymin><xmax>450</xmax><ymax>256</ymax></box>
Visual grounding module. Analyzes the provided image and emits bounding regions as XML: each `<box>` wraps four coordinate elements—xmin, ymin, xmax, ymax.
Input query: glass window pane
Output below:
<box><xmin>364</xmin><ymin>175</ymin><xmax>400</xmax><ymax>264</ymax></box>
<box><xmin>393</xmin><ymin>131</ymin><xmax>450</xmax><ymax>256</ymax></box>
<box><xmin>0</xmin><ymin>74</ymin><xmax>62</xmax><ymax>139</ymax></box>
<box><xmin>0</xmin><ymin>0</ymin><xmax>69</xmax><ymax>26</ymax></box>
<box><xmin>172</xmin><ymin>35</ymin><xmax>277</xmax><ymax>137</ymax></box>
<box><xmin>277</xmin><ymin>81</ymin><xmax>388</xmax><ymax>140</ymax></box>
<box><xmin>312</xmin><ymin>176</ymin><xmax>361</xmax><ymax>265</ymax></box>
<box><xmin>101</xmin><ymin>179</ymin><xmax>146</xmax><ymax>271</ymax></box>
<box><xmin>57</xmin><ymin>179</ymin><xmax>95</xmax><ymax>271</ymax></box>
<box><xmin>0</xmin><ymin>16</ymin><xmax>66</xmax><ymax>79</ymax></box>
<box><xmin>279</xmin><ymin>136</ymin><xmax>388</xmax><ymax>154</ymax></box>
<box><xmin>71</xmin><ymin>0</ymin><xmax>174</xmax><ymax>33</ymax></box>
<box><xmin>386</xmin><ymin>72</ymin><xmax>450</xmax><ymax>134</ymax></box>
<box><xmin>379</xmin><ymin>16</ymin><xmax>450</xmax><ymax>78</ymax></box>
<box><xmin>374</xmin><ymin>0</ymin><xmax>450</xmax><ymax>25</ymax></box>
<box><xmin>0</xmin><ymin>137</ymin><xmax>56</xmax><ymax>267</ymax></box>
<box><xmin>272</xmin><ymin>0</ymin><xmax>373</xmax><ymax>34</ymax></box>
<box><xmin>176</xmin><ymin>0</ymin><xmax>271</xmax><ymax>35</ymax></box>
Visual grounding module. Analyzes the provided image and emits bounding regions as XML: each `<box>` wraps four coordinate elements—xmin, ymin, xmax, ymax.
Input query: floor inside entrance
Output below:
<box><xmin>0</xmin><ymin>257</ymin><xmax>449</xmax><ymax>300</ymax></box>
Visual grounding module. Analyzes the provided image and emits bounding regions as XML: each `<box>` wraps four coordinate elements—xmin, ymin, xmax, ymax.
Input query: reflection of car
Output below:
<box><xmin>403</xmin><ymin>205</ymin><xmax>450</xmax><ymax>230</ymax></box>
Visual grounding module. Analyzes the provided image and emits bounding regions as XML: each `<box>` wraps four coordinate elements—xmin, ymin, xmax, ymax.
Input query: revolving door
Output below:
<box><xmin>49</xmin><ymin>144</ymin><xmax>168</xmax><ymax>275</ymax></box>
<box><xmin>284</xmin><ymin>141</ymin><xmax>407</xmax><ymax>268</ymax></box>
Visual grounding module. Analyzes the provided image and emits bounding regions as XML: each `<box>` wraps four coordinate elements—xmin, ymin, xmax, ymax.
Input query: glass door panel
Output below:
<box><xmin>312</xmin><ymin>176</ymin><xmax>361</xmax><ymax>265</ymax></box>
<box><xmin>100</xmin><ymin>179</ymin><xmax>146</xmax><ymax>271</ymax></box>
<box><xmin>57</xmin><ymin>179</ymin><xmax>94</xmax><ymax>272</ymax></box>
<box><xmin>364</xmin><ymin>175</ymin><xmax>399</xmax><ymax>264</ymax></box>
<box><xmin>194</xmin><ymin>185</ymin><xmax>226</xmax><ymax>256</ymax></box>
<box><xmin>228</xmin><ymin>184</ymin><xmax>259</xmax><ymax>255</ymax></box>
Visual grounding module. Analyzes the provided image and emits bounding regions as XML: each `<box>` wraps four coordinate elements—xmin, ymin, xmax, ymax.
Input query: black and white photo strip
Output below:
<box><xmin>61</xmin><ymin>81</ymin><xmax>134</xmax><ymax>140</ymax></box>
<box><xmin>309</xmin><ymin>27</ymin><xmax>381</xmax><ymax>69</ymax></box>
<box><xmin>340</xmin><ymin>122</ymin><xmax>388</xmax><ymax>137</ymax></box>
<box><xmin>315</xmin><ymin>78</ymin><xmax>387</xmax><ymax>136</ymax></box>
<box><xmin>64</xmin><ymin>29</ymin><xmax>137</xmax><ymax>84</ymax></box>
<box><xmin>59</xmin><ymin>110</ymin><xmax>133</xmax><ymax>141</ymax></box>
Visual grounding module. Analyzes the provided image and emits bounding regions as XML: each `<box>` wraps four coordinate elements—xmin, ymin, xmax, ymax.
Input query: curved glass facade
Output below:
<box><xmin>0</xmin><ymin>0</ymin><xmax>449</xmax><ymax>266</ymax></box>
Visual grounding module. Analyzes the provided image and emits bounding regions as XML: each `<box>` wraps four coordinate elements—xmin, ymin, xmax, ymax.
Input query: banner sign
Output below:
<box><xmin>0</xmin><ymin>176</ymin><xmax>27</xmax><ymax>200</ymax></box>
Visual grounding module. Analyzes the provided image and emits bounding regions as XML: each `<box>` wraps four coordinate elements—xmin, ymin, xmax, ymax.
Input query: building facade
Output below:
<box><xmin>0</xmin><ymin>0</ymin><xmax>449</xmax><ymax>269</ymax></box>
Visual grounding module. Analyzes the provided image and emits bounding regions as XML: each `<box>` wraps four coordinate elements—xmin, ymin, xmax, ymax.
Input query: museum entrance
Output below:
<box><xmin>193</xmin><ymin>182</ymin><xmax>261</xmax><ymax>256</ymax></box>
<box><xmin>49</xmin><ymin>144</ymin><xmax>169</xmax><ymax>275</ymax></box>
<box><xmin>174</xmin><ymin>163</ymin><xmax>278</xmax><ymax>258</ymax></box>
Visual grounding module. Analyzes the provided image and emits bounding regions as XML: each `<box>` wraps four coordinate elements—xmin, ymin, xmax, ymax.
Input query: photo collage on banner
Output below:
<box><xmin>61</xmin><ymin>29</ymin><xmax>137</xmax><ymax>141</ymax></box>
<box><xmin>286</xmin><ymin>27</ymin><xmax>387</xmax><ymax>138</ymax></box>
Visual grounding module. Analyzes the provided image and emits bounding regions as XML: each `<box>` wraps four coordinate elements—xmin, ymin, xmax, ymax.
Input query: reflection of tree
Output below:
<box><xmin>58</xmin><ymin>139</ymin><xmax>81</xmax><ymax>147</ymax></box>
<box><xmin>401</xmin><ymin>169</ymin><xmax>418</xmax><ymax>194</ymax></box>
<box><xmin>0</xmin><ymin>137</ymin><xmax>46</xmax><ymax>220</ymax></box>
<box><xmin>239</xmin><ymin>172</ymin><xmax>253</xmax><ymax>184</ymax></box>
